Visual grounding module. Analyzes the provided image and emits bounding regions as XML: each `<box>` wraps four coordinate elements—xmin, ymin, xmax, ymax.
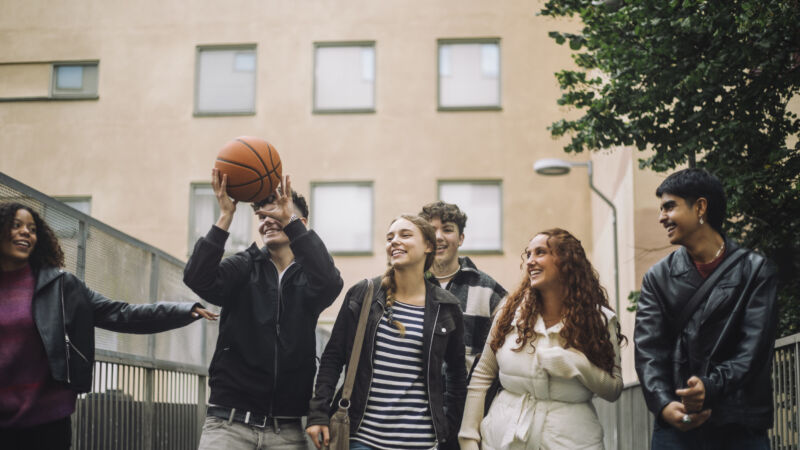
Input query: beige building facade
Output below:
<box><xmin>0</xmin><ymin>0</ymin><xmax>679</xmax><ymax>381</ymax></box>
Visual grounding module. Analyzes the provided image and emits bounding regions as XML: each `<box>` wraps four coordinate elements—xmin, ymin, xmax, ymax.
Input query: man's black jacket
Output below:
<box><xmin>307</xmin><ymin>278</ymin><xmax>467</xmax><ymax>448</ymax></box>
<box><xmin>183</xmin><ymin>221</ymin><xmax>343</xmax><ymax>416</ymax></box>
<box><xmin>634</xmin><ymin>239</ymin><xmax>778</xmax><ymax>429</ymax></box>
<box><xmin>32</xmin><ymin>266</ymin><xmax>200</xmax><ymax>393</ymax></box>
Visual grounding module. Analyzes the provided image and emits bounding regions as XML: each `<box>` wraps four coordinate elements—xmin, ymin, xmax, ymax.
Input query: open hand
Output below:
<box><xmin>211</xmin><ymin>168</ymin><xmax>237</xmax><ymax>230</ymax></box>
<box><xmin>191</xmin><ymin>306</ymin><xmax>219</xmax><ymax>321</ymax></box>
<box><xmin>256</xmin><ymin>175</ymin><xmax>294</xmax><ymax>227</ymax></box>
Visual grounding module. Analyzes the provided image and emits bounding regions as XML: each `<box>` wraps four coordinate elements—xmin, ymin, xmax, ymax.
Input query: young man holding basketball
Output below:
<box><xmin>184</xmin><ymin>169</ymin><xmax>343</xmax><ymax>450</ymax></box>
<box><xmin>419</xmin><ymin>201</ymin><xmax>507</xmax><ymax>370</ymax></box>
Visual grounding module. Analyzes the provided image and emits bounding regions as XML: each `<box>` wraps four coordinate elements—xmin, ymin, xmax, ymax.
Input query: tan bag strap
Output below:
<box><xmin>339</xmin><ymin>279</ymin><xmax>374</xmax><ymax>407</ymax></box>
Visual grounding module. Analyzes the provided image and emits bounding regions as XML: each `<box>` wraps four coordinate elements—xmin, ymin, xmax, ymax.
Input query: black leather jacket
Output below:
<box><xmin>183</xmin><ymin>221</ymin><xmax>343</xmax><ymax>416</ymax></box>
<box><xmin>634</xmin><ymin>239</ymin><xmax>778</xmax><ymax>429</ymax></box>
<box><xmin>31</xmin><ymin>266</ymin><xmax>200</xmax><ymax>393</ymax></box>
<box><xmin>307</xmin><ymin>278</ymin><xmax>467</xmax><ymax>447</ymax></box>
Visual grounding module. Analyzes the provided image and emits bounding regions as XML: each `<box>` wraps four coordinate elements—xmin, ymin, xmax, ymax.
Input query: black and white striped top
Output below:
<box><xmin>352</xmin><ymin>301</ymin><xmax>437</xmax><ymax>450</ymax></box>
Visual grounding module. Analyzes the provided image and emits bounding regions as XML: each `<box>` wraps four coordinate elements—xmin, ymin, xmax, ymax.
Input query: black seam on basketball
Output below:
<box><xmin>216</xmin><ymin>157</ymin><xmax>262</xmax><ymax>176</ymax></box>
<box><xmin>236</xmin><ymin>138</ymin><xmax>270</xmax><ymax>174</ymax></box>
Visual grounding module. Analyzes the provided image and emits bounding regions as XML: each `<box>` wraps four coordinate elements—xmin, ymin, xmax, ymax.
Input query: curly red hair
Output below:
<box><xmin>489</xmin><ymin>228</ymin><xmax>625</xmax><ymax>374</ymax></box>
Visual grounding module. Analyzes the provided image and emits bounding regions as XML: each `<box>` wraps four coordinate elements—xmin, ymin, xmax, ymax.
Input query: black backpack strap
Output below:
<box><xmin>673</xmin><ymin>247</ymin><xmax>748</xmax><ymax>335</ymax></box>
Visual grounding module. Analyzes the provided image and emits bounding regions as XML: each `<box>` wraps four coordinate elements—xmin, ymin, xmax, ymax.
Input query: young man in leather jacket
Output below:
<box><xmin>634</xmin><ymin>168</ymin><xmax>778</xmax><ymax>449</ymax></box>
<box><xmin>184</xmin><ymin>171</ymin><xmax>343</xmax><ymax>450</ymax></box>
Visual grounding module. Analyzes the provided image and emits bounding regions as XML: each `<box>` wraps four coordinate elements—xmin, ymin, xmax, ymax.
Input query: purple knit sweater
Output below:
<box><xmin>0</xmin><ymin>265</ymin><xmax>76</xmax><ymax>427</ymax></box>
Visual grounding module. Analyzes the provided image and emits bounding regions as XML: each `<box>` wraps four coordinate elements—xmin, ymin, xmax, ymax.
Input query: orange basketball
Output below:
<box><xmin>214</xmin><ymin>136</ymin><xmax>282</xmax><ymax>203</ymax></box>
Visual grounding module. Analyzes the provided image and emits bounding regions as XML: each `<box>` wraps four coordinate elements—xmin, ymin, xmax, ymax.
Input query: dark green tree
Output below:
<box><xmin>541</xmin><ymin>0</ymin><xmax>800</xmax><ymax>336</ymax></box>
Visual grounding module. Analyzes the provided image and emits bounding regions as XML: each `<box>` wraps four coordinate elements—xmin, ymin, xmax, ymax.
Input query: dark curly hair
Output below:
<box><xmin>251</xmin><ymin>190</ymin><xmax>309</xmax><ymax>219</ymax></box>
<box><xmin>0</xmin><ymin>202</ymin><xmax>64</xmax><ymax>270</ymax></box>
<box><xmin>418</xmin><ymin>201</ymin><xmax>467</xmax><ymax>235</ymax></box>
<box><xmin>489</xmin><ymin>228</ymin><xmax>625</xmax><ymax>375</ymax></box>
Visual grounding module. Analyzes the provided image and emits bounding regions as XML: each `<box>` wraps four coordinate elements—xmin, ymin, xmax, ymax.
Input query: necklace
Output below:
<box><xmin>433</xmin><ymin>267</ymin><xmax>460</xmax><ymax>280</ymax></box>
<box><xmin>701</xmin><ymin>241</ymin><xmax>725</xmax><ymax>264</ymax></box>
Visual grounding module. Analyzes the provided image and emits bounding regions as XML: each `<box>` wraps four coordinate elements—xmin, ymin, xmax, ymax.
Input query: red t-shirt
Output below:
<box><xmin>0</xmin><ymin>265</ymin><xmax>76</xmax><ymax>427</ymax></box>
<box><xmin>693</xmin><ymin>248</ymin><xmax>727</xmax><ymax>279</ymax></box>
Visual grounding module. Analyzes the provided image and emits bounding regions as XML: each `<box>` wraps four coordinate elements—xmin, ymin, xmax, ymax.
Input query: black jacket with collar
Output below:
<box><xmin>30</xmin><ymin>266</ymin><xmax>200</xmax><ymax>393</ymax></box>
<box><xmin>183</xmin><ymin>220</ymin><xmax>343</xmax><ymax>417</ymax></box>
<box><xmin>634</xmin><ymin>238</ymin><xmax>778</xmax><ymax>429</ymax></box>
<box><xmin>307</xmin><ymin>278</ymin><xmax>467</xmax><ymax>447</ymax></box>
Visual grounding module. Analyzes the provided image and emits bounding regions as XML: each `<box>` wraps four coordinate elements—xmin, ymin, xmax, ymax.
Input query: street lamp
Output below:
<box><xmin>533</xmin><ymin>158</ymin><xmax>620</xmax><ymax>316</ymax></box>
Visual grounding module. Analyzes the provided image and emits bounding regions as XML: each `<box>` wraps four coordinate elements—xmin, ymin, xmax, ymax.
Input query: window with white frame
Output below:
<box><xmin>438</xmin><ymin>181</ymin><xmax>502</xmax><ymax>251</ymax></box>
<box><xmin>438</xmin><ymin>40</ymin><xmax>501</xmax><ymax>110</ymax></box>
<box><xmin>311</xmin><ymin>182</ymin><xmax>373</xmax><ymax>253</ymax></box>
<box><xmin>190</xmin><ymin>184</ymin><xmax>252</xmax><ymax>254</ymax></box>
<box><xmin>195</xmin><ymin>46</ymin><xmax>256</xmax><ymax>115</ymax></box>
<box><xmin>52</xmin><ymin>62</ymin><xmax>99</xmax><ymax>98</ymax></box>
<box><xmin>314</xmin><ymin>43</ymin><xmax>375</xmax><ymax>112</ymax></box>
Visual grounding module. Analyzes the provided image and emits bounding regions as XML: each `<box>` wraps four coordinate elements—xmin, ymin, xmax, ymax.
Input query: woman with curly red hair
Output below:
<box><xmin>459</xmin><ymin>228</ymin><xmax>624</xmax><ymax>450</ymax></box>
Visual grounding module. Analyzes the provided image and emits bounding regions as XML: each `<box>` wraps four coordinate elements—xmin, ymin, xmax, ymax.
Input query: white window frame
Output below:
<box><xmin>189</xmin><ymin>183</ymin><xmax>253</xmax><ymax>255</ymax></box>
<box><xmin>51</xmin><ymin>61</ymin><xmax>99</xmax><ymax>99</ymax></box>
<box><xmin>194</xmin><ymin>44</ymin><xmax>257</xmax><ymax>116</ymax></box>
<box><xmin>438</xmin><ymin>180</ymin><xmax>503</xmax><ymax>253</ymax></box>
<box><xmin>310</xmin><ymin>181</ymin><xmax>374</xmax><ymax>255</ymax></box>
<box><xmin>313</xmin><ymin>41</ymin><xmax>376</xmax><ymax>114</ymax></box>
<box><xmin>437</xmin><ymin>38</ymin><xmax>502</xmax><ymax>111</ymax></box>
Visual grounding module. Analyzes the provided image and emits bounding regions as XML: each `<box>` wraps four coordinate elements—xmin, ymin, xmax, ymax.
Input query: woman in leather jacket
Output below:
<box><xmin>0</xmin><ymin>202</ymin><xmax>217</xmax><ymax>449</ymax></box>
<box><xmin>306</xmin><ymin>214</ymin><xmax>466</xmax><ymax>450</ymax></box>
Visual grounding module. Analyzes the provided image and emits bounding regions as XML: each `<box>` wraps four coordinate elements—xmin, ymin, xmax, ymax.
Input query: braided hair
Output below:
<box><xmin>381</xmin><ymin>214</ymin><xmax>436</xmax><ymax>337</ymax></box>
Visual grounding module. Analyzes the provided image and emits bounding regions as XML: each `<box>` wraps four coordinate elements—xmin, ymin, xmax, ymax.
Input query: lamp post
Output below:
<box><xmin>532</xmin><ymin>158</ymin><xmax>620</xmax><ymax>320</ymax></box>
<box><xmin>533</xmin><ymin>157</ymin><xmax>622</xmax><ymax>448</ymax></box>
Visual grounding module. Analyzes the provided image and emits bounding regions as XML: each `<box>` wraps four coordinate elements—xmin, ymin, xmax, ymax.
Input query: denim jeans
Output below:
<box><xmin>350</xmin><ymin>441</ymin><xmax>376</xmax><ymax>450</ymax></box>
<box><xmin>198</xmin><ymin>415</ymin><xmax>309</xmax><ymax>450</ymax></box>
<box><xmin>651</xmin><ymin>421</ymin><xmax>770</xmax><ymax>450</ymax></box>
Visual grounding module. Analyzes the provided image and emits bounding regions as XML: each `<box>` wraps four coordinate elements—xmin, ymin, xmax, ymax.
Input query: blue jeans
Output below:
<box><xmin>652</xmin><ymin>421</ymin><xmax>770</xmax><ymax>450</ymax></box>
<box><xmin>350</xmin><ymin>441</ymin><xmax>375</xmax><ymax>450</ymax></box>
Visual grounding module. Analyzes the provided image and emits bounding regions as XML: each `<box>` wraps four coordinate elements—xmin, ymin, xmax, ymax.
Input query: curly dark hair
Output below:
<box><xmin>489</xmin><ymin>228</ymin><xmax>625</xmax><ymax>375</ymax></box>
<box><xmin>0</xmin><ymin>202</ymin><xmax>64</xmax><ymax>269</ymax></box>
<box><xmin>251</xmin><ymin>190</ymin><xmax>309</xmax><ymax>219</ymax></box>
<box><xmin>418</xmin><ymin>201</ymin><xmax>467</xmax><ymax>235</ymax></box>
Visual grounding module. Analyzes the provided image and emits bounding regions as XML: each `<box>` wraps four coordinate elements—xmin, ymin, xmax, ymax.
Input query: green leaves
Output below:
<box><xmin>543</xmin><ymin>0</ymin><xmax>800</xmax><ymax>336</ymax></box>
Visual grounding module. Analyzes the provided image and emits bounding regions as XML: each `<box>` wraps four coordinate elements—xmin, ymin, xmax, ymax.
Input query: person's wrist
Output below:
<box><xmin>283</xmin><ymin>213</ymin><xmax>299</xmax><ymax>227</ymax></box>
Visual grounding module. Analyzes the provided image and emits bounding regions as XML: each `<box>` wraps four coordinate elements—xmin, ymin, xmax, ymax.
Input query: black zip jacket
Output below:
<box><xmin>183</xmin><ymin>220</ymin><xmax>343</xmax><ymax>416</ymax></box>
<box><xmin>307</xmin><ymin>278</ymin><xmax>467</xmax><ymax>447</ymax></box>
<box><xmin>30</xmin><ymin>266</ymin><xmax>200</xmax><ymax>393</ymax></box>
<box><xmin>634</xmin><ymin>239</ymin><xmax>778</xmax><ymax>429</ymax></box>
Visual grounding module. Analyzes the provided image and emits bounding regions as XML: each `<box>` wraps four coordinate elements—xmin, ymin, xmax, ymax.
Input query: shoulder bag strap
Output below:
<box><xmin>673</xmin><ymin>247</ymin><xmax>748</xmax><ymax>335</ymax></box>
<box><xmin>340</xmin><ymin>278</ymin><xmax>375</xmax><ymax>403</ymax></box>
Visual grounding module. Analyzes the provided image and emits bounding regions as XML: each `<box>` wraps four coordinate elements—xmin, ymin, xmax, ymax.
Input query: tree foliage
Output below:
<box><xmin>541</xmin><ymin>0</ymin><xmax>800</xmax><ymax>336</ymax></box>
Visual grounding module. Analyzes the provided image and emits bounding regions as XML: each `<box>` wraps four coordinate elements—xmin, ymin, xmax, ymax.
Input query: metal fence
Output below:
<box><xmin>0</xmin><ymin>172</ymin><xmax>217</xmax><ymax>449</ymax></box>
<box><xmin>595</xmin><ymin>334</ymin><xmax>800</xmax><ymax>449</ymax></box>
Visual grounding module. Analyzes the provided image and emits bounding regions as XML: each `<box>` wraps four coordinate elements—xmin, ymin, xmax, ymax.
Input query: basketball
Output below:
<box><xmin>214</xmin><ymin>136</ymin><xmax>282</xmax><ymax>203</ymax></box>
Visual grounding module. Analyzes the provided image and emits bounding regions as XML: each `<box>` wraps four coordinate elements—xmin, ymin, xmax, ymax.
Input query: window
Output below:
<box><xmin>51</xmin><ymin>63</ymin><xmax>99</xmax><ymax>99</ymax></box>
<box><xmin>311</xmin><ymin>182</ymin><xmax>373</xmax><ymax>254</ymax></box>
<box><xmin>438</xmin><ymin>181</ymin><xmax>502</xmax><ymax>252</ymax></box>
<box><xmin>195</xmin><ymin>45</ymin><xmax>256</xmax><ymax>115</ymax></box>
<box><xmin>55</xmin><ymin>196</ymin><xmax>91</xmax><ymax>215</ymax></box>
<box><xmin>190</xmin><ymin>184</ymin><xmax>252</xmax><ymax>254</ymax></box>
<box><xmin>314</xmin><ymin>42</ymin><xmax>375</xmax><ymax>113</ymax></box>
<box><xmin>438</xmin><ymin>39</ymin><xmax>501</xmax><ymax>110</ymax></box>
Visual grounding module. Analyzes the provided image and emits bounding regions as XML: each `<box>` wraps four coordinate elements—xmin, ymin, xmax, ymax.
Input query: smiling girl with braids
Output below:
<box><xmin>459</xmin><ymin>228</ymin><xmax>625</xmax><ymax>450</ymax></box>
<box><xmin>307</xmin><ymin>215</ymin><xmax>466</xmax><ymax>450</ymax></box>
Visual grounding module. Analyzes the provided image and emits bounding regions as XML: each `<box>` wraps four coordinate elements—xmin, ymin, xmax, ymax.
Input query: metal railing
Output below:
<box><xmin>595</xmin><ymin>334</ymin><xmax>800</xmax><ymax>449</ymax></box>
<box><xmin>0</xmin><ymin>172</ymin><xmax>216</xmax><ymax>449</ymax></box>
